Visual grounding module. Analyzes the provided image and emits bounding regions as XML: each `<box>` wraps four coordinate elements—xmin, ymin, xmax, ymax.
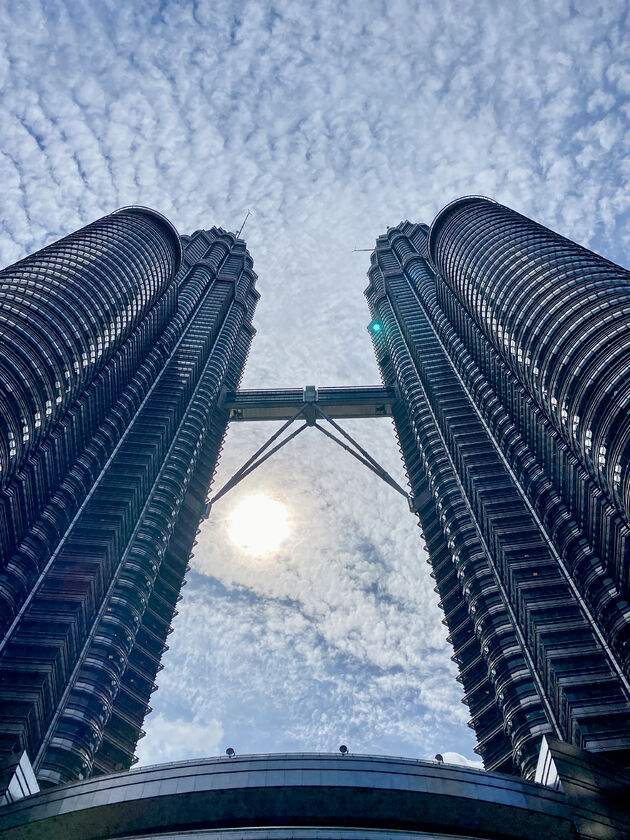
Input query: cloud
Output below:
<box><xmin>1</xmin><ymin>0</ymin><xmax>629</xmax><ymax>769</ymax></box>
<box><xmin>135</xmin><ymin>713</ymin><xmax>224</xmax><ymax>766</ymax></box>
<box><xmin>144</xmin><ymin>417</ymin><xmax>475</xmax><ymax>763</ymax></box>
<box><xmin>435</xmin><ymin>752</ymin><xmax>484</xmax><ymax>769</ymax></box>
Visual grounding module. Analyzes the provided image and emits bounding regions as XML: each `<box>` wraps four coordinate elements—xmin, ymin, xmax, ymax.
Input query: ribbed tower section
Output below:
<box><xmin>0</xmin><ymin>208</ymin><xmax>180</xmax><ymax>485</ymax></box>
<box><xmin>429</xmin><ymin>198</ymin><xmax>630</xmax><ymax>549</ymax></box>
<box><xmin>0</xmin><ymin>208</ymin><xmax>181</xmax><ymax>567</ymax></box>
<box><xmin>0</xmin><ymin>218</ymin><xmax>258</xmax><ymax>787</ymax></box>
<box><xmin>365</xmin><ymin>216</ymin><xmax>630</xmax><ymax>779</ymax></box>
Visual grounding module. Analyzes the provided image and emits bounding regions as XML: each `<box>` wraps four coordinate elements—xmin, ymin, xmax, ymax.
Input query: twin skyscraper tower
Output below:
<box><xmin>1</xmin><ymin>197</ymin><xmax>630</xmax><ymax>794</ymax></box>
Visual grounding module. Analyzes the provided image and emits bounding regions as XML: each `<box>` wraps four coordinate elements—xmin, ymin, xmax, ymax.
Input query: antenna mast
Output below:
<box><xmin>237</xmin><ymin>209</ymin><xmax>252</xmax><ymax>239</ymax></box>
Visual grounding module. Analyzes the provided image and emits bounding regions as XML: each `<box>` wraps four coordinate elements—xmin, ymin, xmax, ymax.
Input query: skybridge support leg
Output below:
<box><xmin>204</xmin><ymin>401</ymin><xmax>416</xmax><ymax>515</ymax></box>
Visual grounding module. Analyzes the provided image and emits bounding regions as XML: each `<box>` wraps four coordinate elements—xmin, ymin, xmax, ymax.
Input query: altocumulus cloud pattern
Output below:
<box><xmin>0</xmin><ymin>0</ymin><xmax>629</xmax><ymax>767</ymax></box>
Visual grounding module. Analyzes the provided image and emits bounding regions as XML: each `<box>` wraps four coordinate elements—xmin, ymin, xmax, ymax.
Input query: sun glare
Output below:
<box><xmin>228</xmin><ymin>495</ymin><xmax>289</xmax><ymax>556</ymax></box>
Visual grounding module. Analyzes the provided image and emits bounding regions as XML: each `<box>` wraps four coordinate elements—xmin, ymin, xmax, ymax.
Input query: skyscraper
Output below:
<box><xmin>0</xmin><ymin>209</ymin><xmax>258</xmax><ymax>786</ymax></box>
<box><xmin>366</xmin><ymin>196</ymin><xmax>630</xmax><ymax>779</ymax></box>
<box><xmin>2</xmin><ymin>193</ymin><xmax>630</xmax><ymax>817</ymax></box>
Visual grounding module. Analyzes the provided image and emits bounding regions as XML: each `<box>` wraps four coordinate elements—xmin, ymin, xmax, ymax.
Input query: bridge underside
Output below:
<box><xmin>224</xmin><ymin>386</ymin><xmax>397</xmax><ymax>422</ymax></box>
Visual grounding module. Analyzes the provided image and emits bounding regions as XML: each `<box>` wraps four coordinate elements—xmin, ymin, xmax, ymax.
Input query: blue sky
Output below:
<box><xmin>1</xmin><ymin>0</ymin><xmax>629</xmax><ymax>768</ymax></box>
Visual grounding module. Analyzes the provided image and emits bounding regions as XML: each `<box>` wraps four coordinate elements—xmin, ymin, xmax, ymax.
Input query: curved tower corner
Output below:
<box><xmin>0</xmin><ymin>207</ymin><xmax>182</xmax><ymax>486</ymax></box>
<box><xmin>429</xmin><ymin>196</ymin><xmax>630</xmax><ymax>530</ymax></box>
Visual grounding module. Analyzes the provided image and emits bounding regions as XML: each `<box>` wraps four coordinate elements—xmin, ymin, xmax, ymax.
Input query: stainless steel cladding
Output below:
<box><xmin>366</xmin><ymin>202</ymin><xmax>630</xmax><ymax>780</ymax></box>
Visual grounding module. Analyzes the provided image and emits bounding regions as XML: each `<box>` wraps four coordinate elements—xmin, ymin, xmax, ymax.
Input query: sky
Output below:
<box><xmin>1</xmin><ymin>0</ymin><xmax>629</xmax><ymax>769</ymax></box>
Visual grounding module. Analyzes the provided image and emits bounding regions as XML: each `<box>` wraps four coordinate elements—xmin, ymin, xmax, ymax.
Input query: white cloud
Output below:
<box><xmin>135</xmin><ymin>713</ymin><xmax>224</xmax><ymax>766</ymax></box>
<box><xmin>143</xmin><ymin>415</ymin><xmax>475</xmax><ymax>762</ymax></box>
<box><xmin>432</xmin><ymin>752</ymin><xmax>484</xmax><ymax>769</ymax></box>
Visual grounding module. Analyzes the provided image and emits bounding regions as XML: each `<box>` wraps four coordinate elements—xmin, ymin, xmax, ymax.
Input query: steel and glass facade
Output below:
<box><xmin>366</xmin><ymin>197</ymin><xmax>630</xmax><ymax>779</ymax></box>
<box><xmin>0</xmin><ymin>211</ymin><xmax>258</xmax><ymax>787</ymax></box>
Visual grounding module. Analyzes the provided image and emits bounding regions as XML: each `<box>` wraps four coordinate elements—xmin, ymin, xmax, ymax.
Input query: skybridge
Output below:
<box><xmin>206</xmin><ymin>384</ymin><xmax>415</xmax><ymax>514</ymax></box>
<box><xmin>223</xmin><ymin>385</ymin><xmax>397</xmax><ymax>423</ymax></box>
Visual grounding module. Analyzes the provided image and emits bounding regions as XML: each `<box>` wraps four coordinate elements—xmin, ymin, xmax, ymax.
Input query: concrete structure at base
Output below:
<box><xmin>0</xmin><ymin>749</ymin><xmax>629</xmax><ymax>840</ymax></box>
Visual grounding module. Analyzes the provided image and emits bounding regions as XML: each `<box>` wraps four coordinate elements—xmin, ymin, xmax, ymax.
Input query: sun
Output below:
<box><xmin>228</xmin><ymin>494</ymin><xmax>289</xmax><ymax>556</ymax></box>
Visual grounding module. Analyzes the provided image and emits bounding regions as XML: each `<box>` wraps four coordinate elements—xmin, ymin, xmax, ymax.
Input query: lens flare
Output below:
<box><xmin>228</xmin><ymin>495</ymin><xmax>289</xmax><ymax>556</ymax></box>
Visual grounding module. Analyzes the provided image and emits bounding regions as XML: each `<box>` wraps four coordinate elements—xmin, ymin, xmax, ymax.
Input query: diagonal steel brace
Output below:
<box><xmin>311</xmin><ymin>420</ymin><xmax>414</xmax><ymax>509</ymax></box>
<box><xmin>204</xmin><ymin>405</ymin><xmax>307</xmax><ymax>516</ymax></box>
<box><xmin>204</xmin><ymin>402</ymin><xmax>416</xmax><ymax>515</ymax></box>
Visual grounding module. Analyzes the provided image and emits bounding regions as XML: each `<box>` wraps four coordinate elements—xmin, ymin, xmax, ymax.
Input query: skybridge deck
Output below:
<box><xmin>224</xmin><ymin>385</ymin><xmax>397</xmax><ymax>422</ymax></box>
